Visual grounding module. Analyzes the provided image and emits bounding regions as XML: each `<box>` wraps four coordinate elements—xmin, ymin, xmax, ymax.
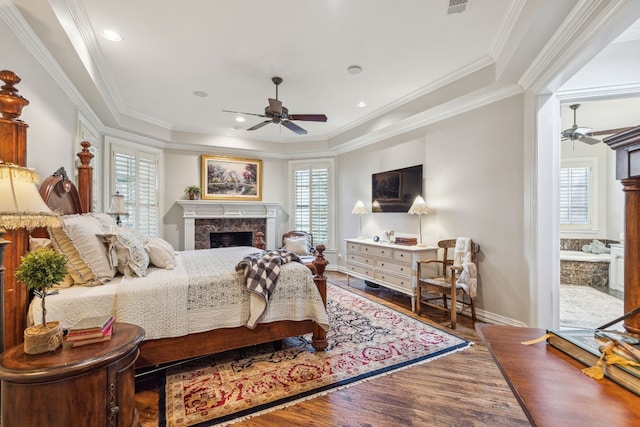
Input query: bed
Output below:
<box><xmin>26</xmin><ymin>143</ymin><xmax>329</xmax><ymax>368</ymax></box>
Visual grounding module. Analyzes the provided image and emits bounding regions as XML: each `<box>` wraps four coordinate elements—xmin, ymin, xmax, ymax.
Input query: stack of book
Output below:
<box><xmin>66</xmin><ymin>315</ymin><xmax>115</xmax><ymax>347</ymax></box>
<box><xmin>547</xmin><ymin>328</ymin><xmax>640</xmax><ymax>395</ymax></box>
<box><xmin>394</xmin><ymin>237</ymin><xmax>418</xmax><ymax>246</ymax></box>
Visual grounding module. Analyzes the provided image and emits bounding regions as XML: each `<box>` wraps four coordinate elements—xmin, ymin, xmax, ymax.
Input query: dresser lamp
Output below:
<box><xmin>408</xmin><ymin>195</ymin><xmax>431</xmax><ymax>246</ymax></box>
<box><xmin>0</xmin><ymin>162</ymin><xmax>62</xmax><ymax>353</ymax></box>
<box><xmin>351</xmin><ymin>200</ymin><xmax>368</xmax><ymax>239</ymax></box>
<box><xmin>108</xmin><ymin>190</ymin><xmax>129</xmax><ymax>226</ymax></box>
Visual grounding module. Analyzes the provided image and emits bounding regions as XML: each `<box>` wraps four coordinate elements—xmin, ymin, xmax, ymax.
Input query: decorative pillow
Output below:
<box><xmin>283</xmin><ymin>237</ymin><xmax>310</xmax><ymax>256</ymax></box>
<box><xmin>88</xmin><ymin>212</ymin><xmax>119</xmax><ymax>231</ymax></box>
<box><xmin>98</xmin><ymin>228</ymin><xmax>149</xmax><ymax>277</ymax></box>
<box><xmin>48</xmin><ymin>214</ymin><xmax>116</xmax><ymax>286</ymax></box>
<box><xmin>144</xmin><ymin>237</ymin><xmax>176</xmax><ymax>269</ymax></box>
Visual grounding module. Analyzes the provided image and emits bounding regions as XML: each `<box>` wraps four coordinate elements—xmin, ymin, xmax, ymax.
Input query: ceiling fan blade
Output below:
<box><xmin>282</xmin><ymin>120</ymin><xmax>307</xmax><ymax>135</ymax></box>
<box><xmin>580</xmin><ymin>136</ymin><xmax>601</xmax><ymax>145</ymax></box>
<box><xmin>590</xmin><ymin>127</ymin><xmax>633</xmax><ymax>136</ymax></box>
<box><xmin>246</xmin><ymin>120</ymin><xmax>272</xmax><ymax>131</ymax></box>
<box><xmin>288</xmin><ymin>114</ymin><xmax>328</xmax><ymax>122</ymax></box>
<box><xmin>268</xmin><ymin>98</ymin><xmax>282</xmax><ymax>115</ymax></box>
<box><xmin>222</xmin><ymin>110</ymin><xmax>267</xmax><ymax>118</ymax></box>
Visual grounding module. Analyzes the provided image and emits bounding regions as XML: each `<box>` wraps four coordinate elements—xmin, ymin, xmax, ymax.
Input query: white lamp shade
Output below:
<box><xmin>0</xmin><ymin>162</ymin><xmax>61</xmax><ymax>229</ymax></box>
<box><xmin>408</xmin><ymin>196</ymin><xmax>430</xmax><ymax>215</ymax></box>
<box><xmin>351</xmin><ymin>200</ymin><xmax>368</xmax><ymax>215</ymax></box>
<box><xmin>108</xmin><ymin>192</ymin><xmax>128</xmax><ymax>215</ymax></box>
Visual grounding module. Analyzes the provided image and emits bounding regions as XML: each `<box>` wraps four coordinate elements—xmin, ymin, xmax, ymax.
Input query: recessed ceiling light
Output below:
<box><xmin>235</xmin><ymin>116</ymin><xmax>246</xmax><ymax>122</ymax></box>
<box><xmin>102</xmin><ymin>29</ymin><xmax>123</xmax><ymax>42</ymax></box>
<box><xmin>347</xmin><ymin>65</ymin><xmax>362</xmax><ymax>74</ymax></box>
<box><xmin>193</xmin><ymin>91</ymin><xmax>208</xmax><ymax>97</ymax></box>
<box><xmin>357</xmin><ymin>101</ymin><xmax>367</xmax><ymax>108</ymax></box>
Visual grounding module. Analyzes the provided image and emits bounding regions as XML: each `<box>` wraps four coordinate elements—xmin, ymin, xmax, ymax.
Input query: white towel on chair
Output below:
<box><xmin>454</xmin><ymin>237</ymin><xmax>471</xmax><ymax>266</ymax></box>
<box><xmin>456</xmin><ymin>262</ymin><xmax>477</xmax><ymax>298</ymax></box>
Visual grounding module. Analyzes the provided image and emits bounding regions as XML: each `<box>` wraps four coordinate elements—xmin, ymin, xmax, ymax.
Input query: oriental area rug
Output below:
<box><xmin>162</xmin><ymin>284</ymin><xmax>471</xmax><ymax>427</ymax></box>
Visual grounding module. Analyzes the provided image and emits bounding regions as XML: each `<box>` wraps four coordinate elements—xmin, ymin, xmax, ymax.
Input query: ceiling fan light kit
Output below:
<box><xmin>561</xmin><ymin>103</ymin><xmax>633</xmax><ymax>145</ymax></box>
<box><xmin>223</xmin><ymin>76</ymin><xmax>327</xmax><ymax>135</ymax></box>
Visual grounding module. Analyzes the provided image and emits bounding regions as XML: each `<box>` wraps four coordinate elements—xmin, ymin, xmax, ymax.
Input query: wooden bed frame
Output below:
<box><xmin>34</xmin><ymin>143</ymin><xmax>328</xmax><ymax>368</ymax></box>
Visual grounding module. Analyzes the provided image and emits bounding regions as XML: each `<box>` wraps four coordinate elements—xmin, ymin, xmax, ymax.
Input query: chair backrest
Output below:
<box><xmin>282</xmin><ymin>230</ymin><xmax>314</xmax><ymax>251</ymax></box>
<box><xmin>437</xmin><ymin>239</ymin><xmax>480</xmax><ymax>277</ymax></box>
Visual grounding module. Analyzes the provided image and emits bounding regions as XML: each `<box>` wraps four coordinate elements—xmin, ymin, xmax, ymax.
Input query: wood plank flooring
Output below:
<box><xmin>135</xmin><ymin>272</ymin><xmax>530</xmax><ymax>426</ymax></box>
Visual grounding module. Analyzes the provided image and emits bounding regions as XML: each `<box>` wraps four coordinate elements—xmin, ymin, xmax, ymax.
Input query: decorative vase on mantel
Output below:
<box><xmin>185</xmin><ymin>185</ymin><xmax>202</xmax><ymax>200</ymax></box>
<box><xmin>15</xmin><ymin>248</ymin><xmax>67</xmax><ymax>355</ymax></box>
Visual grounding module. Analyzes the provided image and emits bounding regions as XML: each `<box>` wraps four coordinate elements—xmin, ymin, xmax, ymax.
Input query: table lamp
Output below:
<box><xmin>0</xmin><ymin>162</ymin><xmax>62</xmax><ymax>353</ymax></box>
<box><xmin>408</xmin><ymin>195</ymin><xmax>431</xmax><ymax>246</ymax></box>
<box><xmin>351</xmin><ymin>200</ymin><xmax>368</xmax><ymax>239</ymax></box>
<box><xmin>108</xmin><ymin>190</ymin><xmax>129</xmax><ymax>226</ymax></box>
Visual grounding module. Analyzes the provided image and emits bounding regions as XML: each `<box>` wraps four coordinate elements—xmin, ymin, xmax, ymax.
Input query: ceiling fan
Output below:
<box><xmin>223</xmin><ymin>77</ymin><xmax>327</xmax><ymax>135</ymax></box>
<box><xmin>561</xmin><ymin>104</ymin><xmax>632</xmax><ymax>145</ymax></box>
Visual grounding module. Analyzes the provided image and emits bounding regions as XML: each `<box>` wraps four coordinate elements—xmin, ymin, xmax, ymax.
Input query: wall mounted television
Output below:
<box><xmin>372</xmin><ymin>164</ymin><xmax>423</xmax><ymax>213</ymax></box>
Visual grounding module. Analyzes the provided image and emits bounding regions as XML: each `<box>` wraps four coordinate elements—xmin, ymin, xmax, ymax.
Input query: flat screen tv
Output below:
<box><xmin>372</xmin><ymin>164</ymin><xmax>423</xmax><ymax>213</ymax></box>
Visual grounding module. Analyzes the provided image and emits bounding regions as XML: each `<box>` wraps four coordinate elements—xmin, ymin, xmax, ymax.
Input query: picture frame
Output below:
<box><xmin>201</xmin><ymin>155</ymin><xmax>262</xmax><ymax>201</ymax></box>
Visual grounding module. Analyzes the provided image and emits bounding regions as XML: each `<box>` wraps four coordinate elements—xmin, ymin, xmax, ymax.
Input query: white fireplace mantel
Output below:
<box><xmin>177</xmin><ymin>200</ymin><xmax>283</xmax><ymax>250</ymax></box>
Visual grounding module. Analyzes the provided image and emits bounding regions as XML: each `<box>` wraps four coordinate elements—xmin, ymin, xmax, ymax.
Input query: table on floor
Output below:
<box><xmin>476</xmin><ymin>323</ymin><xmax>640</xmax><ymax>427</ymax></box>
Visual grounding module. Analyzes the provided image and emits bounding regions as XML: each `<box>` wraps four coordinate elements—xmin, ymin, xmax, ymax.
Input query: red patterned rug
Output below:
<box><xmin>162</xmin><ymin>284</ymin><xmax>470</xmax><ymax>427</ymax></box>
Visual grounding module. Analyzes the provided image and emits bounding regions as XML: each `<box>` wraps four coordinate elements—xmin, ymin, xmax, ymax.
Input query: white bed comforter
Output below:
<box><xmin>31</xmin><ymin>246</ymin><xmax>328</xmax><ymax>340</ymax></box>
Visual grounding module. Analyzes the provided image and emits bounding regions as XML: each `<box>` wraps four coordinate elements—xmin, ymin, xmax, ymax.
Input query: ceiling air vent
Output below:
<box><xmin>448</xmin><ymin>0</ymin><xmax>469</xmax><ymax>14</ymax></box>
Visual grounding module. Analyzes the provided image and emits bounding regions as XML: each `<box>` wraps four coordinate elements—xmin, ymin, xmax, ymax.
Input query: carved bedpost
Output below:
<box><xmin>311</xmin><ymin>244</ymin><xmax>329</xmax><ymax>351</ymax></box>
<box><xmin>77</xmin><ymin>140</ymin><xmax>94</xmax><ymax>213</ymax></box>
<box><xmin>0</xmin><ymin>70</ymin><xmax>30</xmax><ymax>351</ymax></box>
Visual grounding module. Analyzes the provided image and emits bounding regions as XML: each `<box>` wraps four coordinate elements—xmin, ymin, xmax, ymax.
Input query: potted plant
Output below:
<box><xmin>15</xmin><ymin>248</ymin><xmax>67</xmax><ymax>354</ymax></box>
<box><xmin>184</xmin><ymin>185</ymin><xmax>202</xmax><ymax>200</ymax></box>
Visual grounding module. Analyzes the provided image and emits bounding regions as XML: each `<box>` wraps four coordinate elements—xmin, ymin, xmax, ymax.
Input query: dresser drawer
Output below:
<box><xmin>361</xmin><ymin>245</ymin><xmax>392</xmax><ymax>257</ymax></box>
<box><xmin>348</xmin><ymin>253</ymin><xmax>373</xmax><ymax>266</ymax></box>
<box><xmin>393</xmin><ymin>249</ymin><xmax>413</xmax><ymax>263</ymax></box>
<box><xmin>348</xmin><ymin>263</ymin><xmax>373</xmax><ymax>277</ymax></box>
<box><xmin>347</xmin><ymin>242</ymin><xmax>361</xmax><ymax>252</ymax></box>
<box><xmin>377</xmin><ymin>259</ymin><xmax>412</xmax><ymax>275</ymax></box>
<box><xmin>374</xmin><ymin>271</ymin><xmax>413</xmax><ymax>291</ymax></box>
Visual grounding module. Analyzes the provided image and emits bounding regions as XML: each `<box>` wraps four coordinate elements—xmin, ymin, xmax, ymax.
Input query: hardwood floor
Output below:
<box><xmin>135</xmin><ymin>272</ymin><xmax>530</xmax><ymax>426</ymax></box>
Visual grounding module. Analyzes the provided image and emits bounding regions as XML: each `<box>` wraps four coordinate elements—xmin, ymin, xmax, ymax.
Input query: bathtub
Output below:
<box><xmin>560</xmin><ymin>250</ymin><xmax>612</xmax><ymax>262</ymax></box>
<box><xmin>560</xmin><ymin>250</ymin><xmax>610</xmax><ymax>289</ymax></box>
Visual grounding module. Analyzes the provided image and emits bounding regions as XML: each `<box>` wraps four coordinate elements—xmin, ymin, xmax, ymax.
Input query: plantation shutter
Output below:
<box><xmin>292</xmin><ymin>162</ymin><xmax>330</xmax><ymax>247</ymax></box>
<box><xmin>559</xmin><ymin>166</ymin><xmax>590</xmax><ymax>225</ymax></box>
<box><xmin>112</xmin><ymin>146</ymin><xmax>159</xmax><ymax>237</ymax></box>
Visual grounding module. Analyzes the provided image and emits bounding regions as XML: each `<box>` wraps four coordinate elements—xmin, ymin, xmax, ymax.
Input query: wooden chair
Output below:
<box><xmin>281</xmin><ymin>231</ymin><xmax>317</xmax><ymax>271</ymax></box>
<box><xmin>416</xmin><ymin>239</ymin><xmax>480</xmax><ymax>329</ymax></box>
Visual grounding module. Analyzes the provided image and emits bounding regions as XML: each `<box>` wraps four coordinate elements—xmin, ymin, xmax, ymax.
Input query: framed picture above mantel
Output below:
<box><xmin>201</xmin><ymin>155</ymin><xmax>262</xmax><ymax>201</ymax></box>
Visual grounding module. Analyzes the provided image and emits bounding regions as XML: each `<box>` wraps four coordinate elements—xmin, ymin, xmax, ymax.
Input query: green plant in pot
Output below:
<box><xmin>15</xmin><ymin>248</ymin><xmax>67</xmax><ymax>354</ymax></box>
<box><xmin>185</xmin><ymin>185</ymin><xmax>202</xmax><ymax>200</ymax></box>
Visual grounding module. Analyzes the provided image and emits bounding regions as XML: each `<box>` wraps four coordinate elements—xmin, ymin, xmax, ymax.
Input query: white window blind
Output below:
<box><xmin>291</xmin><ymin>161</ymin><xmax>332</xmax><ymax>247</ymax></box>
<box><xmin>111</xmin><ymin>146</ymin><xmax>159</xmax><ymax>237</ymax></box>
<box><xmin>560</xmin><ymin>165</ymin><xmax>590</xmax><ymax>225</ymax></box>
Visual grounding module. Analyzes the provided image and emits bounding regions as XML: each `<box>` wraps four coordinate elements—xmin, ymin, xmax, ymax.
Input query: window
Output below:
<box><xmin>289</xmin><ymin>159</ymin><xmax>334</xmax><ymax>248</ymax></box>
<box><xmin>560</xmin><ymin>158</ymin><xmax>596</xmax><ymax>230</ymax></box>
<box><xmin>109</xmin><ymin>138</ymin><xmax>160</xmax><ymax>237</ymax></box>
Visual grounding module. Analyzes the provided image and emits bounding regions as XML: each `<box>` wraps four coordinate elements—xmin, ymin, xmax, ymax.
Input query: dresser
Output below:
<box><xmin>0</xmin><ymin>323</ymin><xmax>145</xmax><ymax>427</ymax></box>
<box><xmin>345</xmin><ymin>238</ymin><xmax>437</xmax><ymax>310</ymax></box>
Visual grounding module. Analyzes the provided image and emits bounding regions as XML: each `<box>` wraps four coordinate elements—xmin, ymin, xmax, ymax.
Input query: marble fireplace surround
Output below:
<box><xmin>177</xmin><ymin>200</ymin><xmax>283</xmax><ymax>250</ymax></box>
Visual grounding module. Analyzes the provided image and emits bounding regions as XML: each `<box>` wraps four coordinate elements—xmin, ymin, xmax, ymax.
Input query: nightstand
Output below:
<box><xmin>0</xmin><ymin>322</ymin><xmax>145</xmax><ymax>427</ymax></box>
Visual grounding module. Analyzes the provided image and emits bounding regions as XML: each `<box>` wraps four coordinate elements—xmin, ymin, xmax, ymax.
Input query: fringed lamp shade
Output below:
<box><xmin>0</xmin><ymin>162</ymin><xmax>61</xmax><ymax>229</ymax></box>
<box><xmin>351</xmin><ymin>200</ymin><xmax>368</xmax><ymax>238</ymax></box>
<box><xmin>408</xmin><ymin>196</ymin><xmax>430</xmax><ymax>245</ymax></box>
<box><xmin>108</xmin><ymin>191</ymin><xmax>129</xmax><ymax>226</ymax></box>
<box><xmin>0</xmin><ymin>162</ymin><xmax>61</xmax><ymax>354</ymax></box>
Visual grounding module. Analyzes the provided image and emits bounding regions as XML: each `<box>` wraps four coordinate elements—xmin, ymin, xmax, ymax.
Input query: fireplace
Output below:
<box><xmin>177</xmin><ymin>200</ymin><xmax>282</xmax><ymax>250</ymax></box>
<box><xmin>210</xmin><ymin>231</ymin><xmax>254</xmax><ymax>248</ymax></box>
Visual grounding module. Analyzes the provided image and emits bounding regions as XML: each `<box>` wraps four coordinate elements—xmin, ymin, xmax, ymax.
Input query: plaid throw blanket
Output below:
<box><xmin>235</xmin><ymin>249</ymin><xmax>302</xmax><ymax>328</ymax></box>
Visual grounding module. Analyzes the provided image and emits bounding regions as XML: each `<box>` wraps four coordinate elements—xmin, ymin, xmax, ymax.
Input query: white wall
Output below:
<box><xmin>1</xmin><ymin>20</ymin><xmax>77</xmax><ymax>178</ymax></box>
<box><xmin>337</xmin><ymin>95</ymin><xmax>529</xmax><ymax>325</ymax></box>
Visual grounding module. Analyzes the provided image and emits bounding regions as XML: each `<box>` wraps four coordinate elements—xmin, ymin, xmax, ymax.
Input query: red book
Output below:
<box><xmin>66</xmin><ymin>316</ymin><xmax>115</xmax><ymax>341</ymax></box>
<box><xmin>71</xmin><ymin>325</ymin><xmax>113</xmax><ymax>347</ymax></box>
